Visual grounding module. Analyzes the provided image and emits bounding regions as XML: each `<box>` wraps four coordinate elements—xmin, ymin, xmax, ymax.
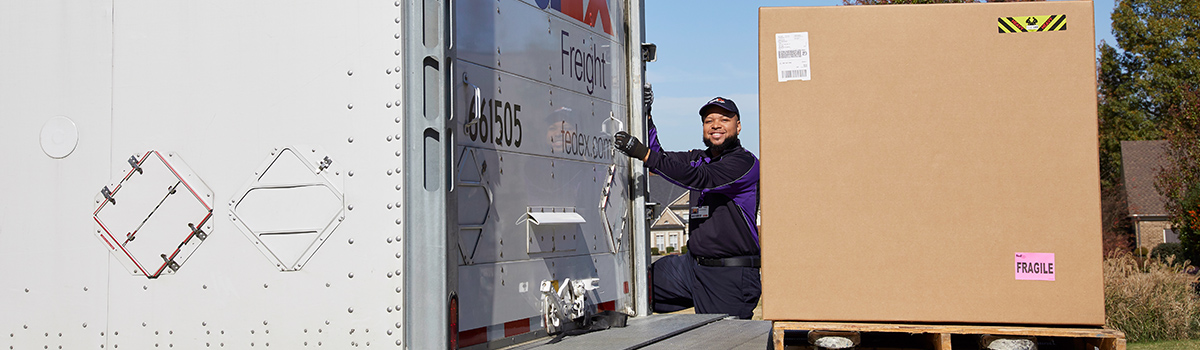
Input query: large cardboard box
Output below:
<box><xmin>759</xmin><ymin>1</ymin><xmax>1102</xmax><ymax>325</ymax></box>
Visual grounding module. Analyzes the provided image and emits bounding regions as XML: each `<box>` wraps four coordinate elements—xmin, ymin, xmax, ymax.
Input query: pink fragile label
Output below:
<box><xmin>1014</xmin><ymin>252</ymin><xmax>1055</xmax><ymax>281</ymax></box>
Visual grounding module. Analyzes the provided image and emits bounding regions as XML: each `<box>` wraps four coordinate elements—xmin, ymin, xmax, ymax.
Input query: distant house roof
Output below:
<box><xmin>651</xmin><ymin>209</ymin><xmax>686</xmax><ymax>230</ymax></box>
<box><xmin>1121</xmin><ymin>140</ymin><xmax>1169</xmax><ymax>217</ymax></box>
<box><xmin>647</xmin><ymin>173</ymin><xmax>689</xmax><ymax>221</ymax></box>
<box><xmin>668</xmin><ymin>192</ymin><xmax>689</xmax><ymax>209</ymax></box>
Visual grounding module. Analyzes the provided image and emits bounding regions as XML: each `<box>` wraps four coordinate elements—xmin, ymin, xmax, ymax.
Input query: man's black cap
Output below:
<box><xmin>698</xmin><ymin>97</ymin><xmax>739</xmax><ymax>117</ymax></box>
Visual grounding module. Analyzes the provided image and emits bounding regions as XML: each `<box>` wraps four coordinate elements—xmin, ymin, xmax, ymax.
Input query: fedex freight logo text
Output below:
<box><xmin>561</xmin><ymin>30</ymin><xmax>608</xmax><ymax>95</ymax></box>
<box><xmin>536</xmin><ymin>0</ymin><xmax>613</xmax><ymax>35</ymax></box>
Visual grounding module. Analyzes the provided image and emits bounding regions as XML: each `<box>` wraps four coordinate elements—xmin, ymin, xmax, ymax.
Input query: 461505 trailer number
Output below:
<box><xmin>465</xmin><ymin>98</ymin><xmax>523</xmax><ymax>148</ymax></box>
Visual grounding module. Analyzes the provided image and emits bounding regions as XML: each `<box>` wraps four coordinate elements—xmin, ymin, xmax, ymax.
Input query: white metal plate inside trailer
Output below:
<box><xmin>0</xmin><ymin>1</ymin><xmax>114</xmax><ymax>348</ymax></box>
<box><xmin>4</xmin><ymin>0</ymin><xmax>419</xmax><ymax>348</ymax></box>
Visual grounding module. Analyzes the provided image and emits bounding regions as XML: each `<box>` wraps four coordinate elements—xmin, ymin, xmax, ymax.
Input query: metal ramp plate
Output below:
<box><xmin>641</xmin><ymin>319</ymin><xmax>772</xmax><ymax>350</ymax></box>
<box><xmin>503</xmin><ymin>314</ymin><xmax>727</xmax><ymax>350</ymax></box>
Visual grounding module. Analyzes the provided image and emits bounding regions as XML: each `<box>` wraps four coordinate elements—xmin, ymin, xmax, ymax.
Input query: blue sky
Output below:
<box><xmin>644</xmin><ymin>0</ymin><xmax>1118</xmax><ymax>155</ymax></box>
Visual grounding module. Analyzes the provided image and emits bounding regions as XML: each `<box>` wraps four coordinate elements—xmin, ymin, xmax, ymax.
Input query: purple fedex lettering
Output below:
<box><xmin>536</xmin><ymin>0</ymin><xmax>613</xmax><ymax>35</ymax></box>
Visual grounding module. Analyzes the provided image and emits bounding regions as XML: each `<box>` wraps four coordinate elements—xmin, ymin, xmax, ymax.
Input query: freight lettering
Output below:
<box><xmin>561</xmin><ymin>30</ymin><xmax>608</xmax><ymax>95</ymax></box>
<box><xmin>464</xmin><ymin>97</ymin><xmax>523</xmax><ymax>148</ymax></box>
<box><xmin>1015</xmin><ymin>262</ymin><xmax>1054</xmax><ymax>275</ymax></box>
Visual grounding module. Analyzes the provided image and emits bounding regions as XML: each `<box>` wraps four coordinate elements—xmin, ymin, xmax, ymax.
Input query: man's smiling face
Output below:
<box><xmin>701</xmin><ymin>108</ymin><xmax>741</xmax><ymax>149</ymax></box>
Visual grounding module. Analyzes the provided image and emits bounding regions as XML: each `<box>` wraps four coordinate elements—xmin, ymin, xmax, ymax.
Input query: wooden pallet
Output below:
<box><xmin>772</xmin><ymin>321</ymin><xmax>1126</xmax><ymax>350</ymax></box>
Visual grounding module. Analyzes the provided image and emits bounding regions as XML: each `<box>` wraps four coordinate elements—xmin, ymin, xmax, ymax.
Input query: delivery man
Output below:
<box><xmin>613</xmin><ymin>94</ymin><xmax>761</xmax><ymax>319</ymax></box>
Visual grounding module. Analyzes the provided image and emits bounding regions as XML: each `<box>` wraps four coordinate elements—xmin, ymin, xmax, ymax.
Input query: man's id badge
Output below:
<box><xmin>690</xmin><ymin>206</ymin><xmax>710</xmax><ymax>219</ymax></box>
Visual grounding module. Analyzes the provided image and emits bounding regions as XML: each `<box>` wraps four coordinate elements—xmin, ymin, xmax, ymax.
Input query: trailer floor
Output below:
<box><xmin>500</xmin><ymin>314</ymin><xmax>771</xmax><ymax>350</ymax></box>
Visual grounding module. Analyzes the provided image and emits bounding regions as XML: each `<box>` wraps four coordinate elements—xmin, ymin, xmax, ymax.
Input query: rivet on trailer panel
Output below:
<box><xmin>347</xmin><ymin>70</ymin><xmax>353</xmax><ymax>76</ymax></box>
<box><xmin>394</xmin><ymin>50</ymin><xmax>401</xmax><ymax>56</ymax></box>
<box><xmin>395</xmin><ymin>33</ymin><xmax>401</xmax><ymax>39</ymax></box>
<box><xmin>386</xmin><ymin>68</ymin><xmax>393</xmax><ymax>75</ymax></box>
<box><xmin>395</xmin><ymin>17</ymin><xmax>400</xmax><ymax>24</ymax></box>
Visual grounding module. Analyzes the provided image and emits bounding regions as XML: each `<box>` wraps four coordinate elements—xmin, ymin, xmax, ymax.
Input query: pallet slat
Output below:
<box><xmin>772</xmin><ymin>321</ymin><xmax>1126</xmax><ymax>350</ymax></box>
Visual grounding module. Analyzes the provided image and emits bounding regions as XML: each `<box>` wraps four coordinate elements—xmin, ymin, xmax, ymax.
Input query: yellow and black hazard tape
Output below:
<box><xmin>999</xmin><ymin>14</ymin><xmax>1066</xmax><ymax>34</ymax></box>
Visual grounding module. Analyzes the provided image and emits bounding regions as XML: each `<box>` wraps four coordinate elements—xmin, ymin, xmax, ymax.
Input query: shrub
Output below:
<box><xmin>1104</xmin><ymin>253</ymin><xmax>1200</xmax><ymax>342</ymax></box>
<box><xmin>681</xmin><ymin>245</ymin><xmax>688</xmax><ymax>255</ymax></box>
<box><xmin>651</xmin><ymin>247</ymin><xmax>659</xmax><ymax>256</ymax></box>
<box><xmin>1153</xmin><ymin>243</ymin><xmax>1186</xmax><ymax>262</ymax></box>
<box><xmin>665</xmin><ymin>246</ymin><xmax>675</xmax><ymax>254</ymax></box>
<box><xmin>1135</xmin><ymin>247</ymin><xmax>1152</xmax><ymax>258</ymax></box>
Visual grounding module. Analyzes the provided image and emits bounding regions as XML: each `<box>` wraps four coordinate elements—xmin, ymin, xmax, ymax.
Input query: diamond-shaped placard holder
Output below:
<box><xmin>93</xmin><ymin>151</ymin><xmax>214</xmax><ymax>278</ymax></box>
<box><xmin>456</xmin><ymin>148</ymin><xmax>493</xmax><ymax>265</ymax></box>
<box><xmin>229</xmin><ymin>146</ymin><xmax>345</xmax><ymax>271</ymax></box>
<box><xmin>598</xmin><ymin>163</ymin><xmax>627</xmax><ymax>254</ymax></box>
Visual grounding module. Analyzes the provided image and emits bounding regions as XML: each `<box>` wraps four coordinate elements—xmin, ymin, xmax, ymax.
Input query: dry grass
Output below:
<box><xmin>1105</xmin><ymin>253</ymin><xmax>1200</xmax><ymax>342</ymax></box>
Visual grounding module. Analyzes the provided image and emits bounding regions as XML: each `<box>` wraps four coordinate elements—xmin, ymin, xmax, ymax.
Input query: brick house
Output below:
<box><xmin>1120</xmin><ymin>140</ymin><xmax>1178</xmax><ymax>250</ymax></box>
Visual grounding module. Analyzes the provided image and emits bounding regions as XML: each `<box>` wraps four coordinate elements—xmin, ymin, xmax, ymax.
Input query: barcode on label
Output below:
<box><xmin>778</xmin><ymin>49</ymin><xmax>807</xmax><ymax>59</ymax></box>
<box><xmin>781</xmin><ymin>69</ymin><xmax>808</xmax><ymax>79</ymax></box>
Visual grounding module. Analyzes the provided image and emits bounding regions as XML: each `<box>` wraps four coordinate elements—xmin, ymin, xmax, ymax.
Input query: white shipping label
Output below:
<box><xmin>775</xmin><ymin>32</ymin><xmax>811</xmax><ymax>82</ymax></box>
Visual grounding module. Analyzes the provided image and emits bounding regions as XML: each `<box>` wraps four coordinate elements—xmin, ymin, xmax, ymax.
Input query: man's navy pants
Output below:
<box><xmin>651</xmin><ymin>253</ymin><xmax>761</xmax><ymax>319</ymax></box>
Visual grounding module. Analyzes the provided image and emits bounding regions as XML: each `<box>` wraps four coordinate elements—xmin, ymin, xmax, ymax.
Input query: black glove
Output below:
<box><xmin>643</xmin><ymin>84</ymin><xmax>654</xmax><ymax>117</ymax></box>
<box><xmin>614</xmin><ymin>131</ymin><xmax>649</xmax><ymax>161</ymax></box>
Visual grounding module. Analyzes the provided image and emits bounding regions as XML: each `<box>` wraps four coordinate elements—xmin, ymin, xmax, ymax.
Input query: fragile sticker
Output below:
<box><xmin>775</xmin><ymin>32</ymin><xmax>810</xmax><ymax>82</ymax></box>
<box><xmin>1014</xmin><ymin>252</ymin><xmax>1055</xmax><ymax>281</ymax></box>
<box><xmin>998</xmin><ymin>15</ymin><xmax>1066</xmax><ymax>34</ymax></box>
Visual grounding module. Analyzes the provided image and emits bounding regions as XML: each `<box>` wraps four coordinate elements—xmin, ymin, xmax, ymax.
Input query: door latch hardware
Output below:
<box><xmin>101</xmin><ymin>186</ymin><xmax>116</xmax><ymax>205</ymax></box>
<box><xmin>317</xmin><ymin>156</ymin><xmax>333</xmax><ymax>172</ymax></box>
<box><xmin>128</xmin><ymin>155</ymin><xmax>143</xmax><ymax>174</ymax></box>
<box><xmin>161</xmin><ymin>253</ymin><xmax>180</xmax><ymax>272</ymax></box>
<box><xmin>189</xmin><ymin>223</ymin><xmax>207</xmax><ymax>241</ymax></box>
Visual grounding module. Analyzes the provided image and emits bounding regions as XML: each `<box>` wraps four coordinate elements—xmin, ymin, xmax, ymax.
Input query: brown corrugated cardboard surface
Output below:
<box><xmin>758</xmin><ymin>1</ymin><xmax>1102</xmax><ymax>325</ymax></box>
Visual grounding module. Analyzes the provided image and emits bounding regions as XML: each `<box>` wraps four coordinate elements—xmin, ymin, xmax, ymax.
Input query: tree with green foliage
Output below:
<box><xmin>1096</xmin><ymin>0</ymin><xmax>1200</xmax><ymax>261</ymax></box>
<box><xmin>1156</xmin><ymin>87</ymin><xmax>1200</xmax><ymax>263</ymax></box>
<box><xmin>1099</xmin><ymin>0</ymin><xmax>1200</xmax><ymax>190</ymax></box>
<box><xmin>1097</xmin><ymin>1</ymin><xmax>1200</xmax><ymax>259</ymax></box>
